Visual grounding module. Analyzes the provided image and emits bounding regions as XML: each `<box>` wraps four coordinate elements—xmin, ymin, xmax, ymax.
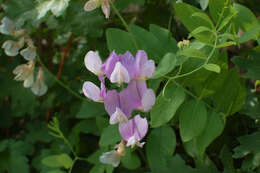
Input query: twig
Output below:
<box><xmin>57</xmin><ymin>33</ymin><xmax>73</xmax><ymax>79</ymax></box>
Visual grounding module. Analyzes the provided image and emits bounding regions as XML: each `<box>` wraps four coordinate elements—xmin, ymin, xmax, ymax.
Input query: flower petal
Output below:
<box><xmin>82</xmin><ymin>81</ymin><xmax>103</xmax><ymax>102</ymax></box>
<box><xmin>119</xmin><ymin>115</ymin><xmax>148</xmax><ymax>147</ymax></box>
<box><xmin>84</xmin><ymin>51</ymin><xmax>103</xmax><ymax>76</ymax></box>
<box><xmin>2</xmin><ymin>40</ymin><xmax>20</xmax><ymax>56</ymax></box>
<box><xmin>102</xmin><ymin>51</ymin><xmax>119</xmax><ymax>78</ymax></box>
<box><xmin>119</xmin><ymin>51</ymin><xmax>135</xmax><ymax>79</ymax></box>
<box><xmin>141</xmin><ymin>89</ymin><xmax>156</xmax><ymax>111</ymax></box>
<box><xmin>101</xmin><ymin>0</ymin><xmax>110</xmax><ymax>18</ymax></box>
<box><xmin>133</xmin><ymin>115</ymin><xmax>148</xmax><ymax>141</ymax></box>
<box><xmin>99</xmin><ymin>150</ymin><xmax>121</xmax><ymax>167</ymax></box>
<box><xmin>109</xmin><ymin>107</ymin><xmax>128</xmax><ymax>124</ymax></box>
<box><xmin>110</xmin><ymin>62</ymin><xmax>130</xmax><ymax>84</ymax></box>
<box><xmin>20</xmin><ymin>46</ymin><xmax>37</xmax><ymax>61</ymax></box>
<box><xmin>104</xmin><ymin>90</ymin><xmax>120</xmax><ymax>116</ymax></box>
<box><xmin>84</xmin><ymin>0</ymin><xmax>101</xmax><ymax>11</ymax></box>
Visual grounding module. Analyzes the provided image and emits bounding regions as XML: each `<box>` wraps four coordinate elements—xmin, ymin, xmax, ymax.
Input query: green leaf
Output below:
<box><xmin>76</xmin><ymin>101</ymin><xmax>106</xmax><ymax>119</ymax></box>
<box><xmin>146</xmin><ymin>126</ymin><xmax>176</xmax><ymax>172</ymax></box>
<box><xmin>216</xmin><ymin>41</ymin><xmax>236</xmax><ymax>48</ymax></box>
<box><xmin>217</xmin><ymin>6</ymin><xmax>237</xmax><ymax>31</ymax></box>
<box><xmin>167</xmin><ymin>155</ymin><xmax>195</xmax><ymax>172</ymax></box>
<box><xmin>42</xmin><ymin>154</ymin><xmax>73</xmax><ymax>169</ymax></box>
<box><xmin>209</xmin><ymin>68</ymin><xmax>246</xmax><ymax>115</ymax></box>
<box><xmin>233</xmin><ymin>3</ymin><xmax>259</xmax><ymax>31</ymax></box>
<box><xmin>129</xmin><ymin>25</ymin><xmax>162</xmax><ymax>63</ymax></box>
<box><xmin>89</xmin><ymin>165</ymin><xmax>105</xmax><ymax>173</ymax></box>
<box><xmin>180</xmin><ymin>48</ymin><xmax>207</xmax><ymax>59</ymax></box>
<box><xmin>106</xmin><ymin>28</ymin><xmax>137</xmax><ymax>55</ymax></box>
<box><xmin>151</xmin><ymin>84</ymin><xmax>186</xmax><ymax>128</ymax></box>
<box><xmin>121</xmin><ymin>148</ymin><xmax>141</xmax><ymax>170</ymax></box>
<box><xmin>192</xmin><ymin>12</ymin><xmax>214</xmax><ymax>28</ymax></box>
<box><xmin>232</xmin><ymin>54</ymin><xmax>260</xmax><ymax>80</ymax></box>
<box><xmin>209</xmin><ymin>0</ymin><xmax>229</xmax><ymax>24</ymax></box>
<box><xmin>149</xmin><ymin>24</ymin><xmax>178</xmax><ymax>55</ymax></box>
<box><xmin>174</xmin><ymin>2</ymin><xmax>214</xmax><ymax>43</ymax></box>
<box><xmin>179</xmin><ymin>99</ymin><xmax>207</xmax><ymax>142</ymax></box>
<box><xmin>99</xmin><ymin>124</ymin><xmax>121</xmax><ymax>147</ymax></box>
<box><xmin>238</xmin><ymin>25</ymin><xmax>260</xmax><ymax>43</ymax></box>
<box><xmin>152</xmin><ymin>53</ymin><xmax>177</xmax><ymax>79</ymax></box>
<box><xmin>184</xmin><ymin>112</ymin><xmax>225</xmax><ymax>157</ymax></box>
<box><xmin>189</xmin><ymin>26</ymin><xmax>213</xmax><ymax>39</ymax></box>
<box><xmin>204</xmin><ymin>63</ymin><xmax>221</xmax><ymax>73</ymax></box>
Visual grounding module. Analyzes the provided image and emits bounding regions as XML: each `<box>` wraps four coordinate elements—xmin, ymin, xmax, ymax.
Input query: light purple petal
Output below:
<box><xmin>133</xmin><ymin>115</ymin><xmax>148</xmax><ymax>140</ymax></box>
<box><xmin>102</xmin><ymin>51</ymin><xmax>119</xmax><ymax>78</ymax></box>
<box><xmin>84</xmin><ymin>51</ymin><xmax>103</xmax><ymax>75</ymax></box>
<box><xmin>121</xmin><ymin>81</ymin><xmax>147</xmax><ymax>109</ymax></box>
<box><xmin>119</xmin><ymin>51</ymin><xmax>135</xmax><ymax>79</ymax></box>
<box><xmin>110</xmin><ymin>62</ymin><xmax>130</xmax><ymax>84</ymax></box>
<box><xmin>104</xmin><ymin>90</ymin><xmax>120</xmax><ymax>116</ymax></box>
<box><xmin>119</xmin><ymin>118</ymin><xmax>134</xmax><ymax>141</ymax></box>
<box><xmin>141</xmin><ymin>60</ymin><xmax>155</xmax><ymax>79</ymax></box>
<box><xmin>119</xmin><ymin>90</ymin><xmax>134</xmax><ymax>118</ymax></box>
<box><xmin>134</xmin><ymin>50</ymin><xmax>155</xmax><ymax>80</ymax></box>
<box><xmin>119</xmin><ymin>115</ymin><xmax>148</xmax><ymax>142</ymax></box>
<box><xmin>99</xmin><ymin>75</ymin><xmax>106</xmax><ymax>98</ymax></box>
<box><xmin>82</xmin><ymin>81</ymin><xmax>103</xmax><ymax>102</ymax></box>
<box><xmin>141</xmin><ymin>89</ymin><xmax>156</xmax><ymax>111</ymax></box>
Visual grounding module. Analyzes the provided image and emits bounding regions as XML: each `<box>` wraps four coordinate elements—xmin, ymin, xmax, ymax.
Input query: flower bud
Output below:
<box><xmin>13</xmin><ymin>61</ymin><xmax>35</xmax><ymax>88</ymax></box>
<box><xmin>0</xmin><ymin>17</ymin><xmax>16</xmax><ymax>35</ymax></box>
<box><xmin>31</xmin><ymin>68</ymin><xmax>48</xmax><ymax>96</ymax></box>
<box><xmin>20</xmin><ymin>45</ymin><xmax>37</xmax><ymax>61</ymax></box>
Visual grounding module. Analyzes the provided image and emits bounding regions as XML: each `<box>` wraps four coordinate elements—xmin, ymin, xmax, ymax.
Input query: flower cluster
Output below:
<box><xmin>82</xmin><ymin>50</ymin><xmax>156</xmax><ymax>167</ymax></box>
<box><xmin>0</xmin><ymin>17</ymin><xmax>47</xmax><ymax>96</ymax></box>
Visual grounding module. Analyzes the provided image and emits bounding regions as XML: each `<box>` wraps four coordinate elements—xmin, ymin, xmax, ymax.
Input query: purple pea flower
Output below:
<box><xmin>119</xmin><ymin>115</ymin><xmax>148</xmax><ymax>148</ymax></box>
<box><xmin>122</xmin><ymin>80</ymin><xmax>156</xmax><ymax>112</ymax></box>
<box><xmin>102</xmin><ymin>51</ymin><xmax>135</xmax><ymax>85</ymax></box>
<box><xmin>104</xmin><ymin>90</ymin><xmax>133</xmax><ymax>124</ymax></box>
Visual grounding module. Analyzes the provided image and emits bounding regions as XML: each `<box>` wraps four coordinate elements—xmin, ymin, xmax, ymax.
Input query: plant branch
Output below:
<box><xmin>57</xmin><ymin>33</ymin><xmax>73</xmax><ymax>79</ymax></box>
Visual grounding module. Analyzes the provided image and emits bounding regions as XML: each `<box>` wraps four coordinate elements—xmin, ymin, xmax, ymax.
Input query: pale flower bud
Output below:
<box><xmin>20</xmin><ymin>45</ymin><xmax>37</xmax><ymax>61</ymax></box>
<box><xmin>31</xmin><ymin>67</ymin><xmax>48</xmax><ymax>96</ymax></box>
<box><xmin>2</xmin><ymin>38</ymin><xmax>24</xmax><ymax>57</ymax></box>
<box><xmin>13</xmin><ymin>61</ymin><xmax>35</xmax><ymax>88</ymax></box>
<box><xmin>0</xmin><ymin>17</ymin><xmax>16</xmax><ymax>35</ymax></box>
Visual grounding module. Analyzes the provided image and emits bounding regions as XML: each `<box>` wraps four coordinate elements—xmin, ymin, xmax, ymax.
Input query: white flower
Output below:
<box><xmin>13</xmin><ymin>61</ymin><xmax>35</xmax><ymax>88</ymax></box>
<box><xmin>100</xmin><ymin>142</ymin><xmax>125</xmax><ymax>167</ymax></box>
<box><xmin>20</xmin><ymin>45</ymin><xmax>37</xmax><ymax>61</ymax></box>
<box><xmin>31</xmin><ymin>68</ymin><xmax>48</xmax><ymax>96</ymax></box>
<box><xmin>2</xmin><ymin>39</ymin><xmax>24</xmax><ymax>57</ymax></box>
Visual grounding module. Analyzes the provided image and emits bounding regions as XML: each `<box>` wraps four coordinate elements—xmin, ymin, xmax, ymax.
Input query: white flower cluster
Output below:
<box><xmin>0</xmin><ymin>17</ymin><xmax>47</xmax><ymax>96</ymax></box>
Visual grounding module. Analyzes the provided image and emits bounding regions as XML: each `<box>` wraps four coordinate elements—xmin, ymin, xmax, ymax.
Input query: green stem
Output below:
<box><xmin>170</xmin><ymin>34</ymin><xmax>218</xmax><ymax>80</ymax></box>
<box><xmin>37</xmin><ymin>57</ymin><xmax>89</xmax><ymax>102</ymax></box>
<box><xmin>68</xmin><ymin>158</ymin><xmax>77</xmax><ymax>173</ymax></box>
<box><xmin>110</xmin><ymin>2</ymin><xmax>138</xmax><ymax>50</ymax></box>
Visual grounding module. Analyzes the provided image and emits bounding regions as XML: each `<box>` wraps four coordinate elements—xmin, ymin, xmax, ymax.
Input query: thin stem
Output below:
<box><xmin>68</xmin><ymin>158</ymin><xmax>77</xmax><ymax>173</ymax></box>
<box><xmin>110</xmin><ymin>2</ymin><xmax>138</xmax><ymax>50</ymax></box>
<box><xmin>37</xmin><ymin>57</ymin><xmax>89</xmax><ymax>102</ymax></box>
<box><xmin>171</xmin><ymin>34</ymin><xmax>218</xmax><ymax>80</ymax></box>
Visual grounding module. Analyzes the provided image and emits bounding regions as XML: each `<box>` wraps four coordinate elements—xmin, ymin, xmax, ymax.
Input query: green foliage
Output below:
<box><xmin>146</xmin><ymin>126</ymin><xmax>176</xmax><ymax>172</ymax></box>
<box><xmin>0</xmin><ymin>0</ymin><xmax>260</xmax><ymax>172</ymax></box>
<box><xmin>151</xmin><ymin>84</ymin><xmax>186</xmax><ymax>127</ymax></box>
